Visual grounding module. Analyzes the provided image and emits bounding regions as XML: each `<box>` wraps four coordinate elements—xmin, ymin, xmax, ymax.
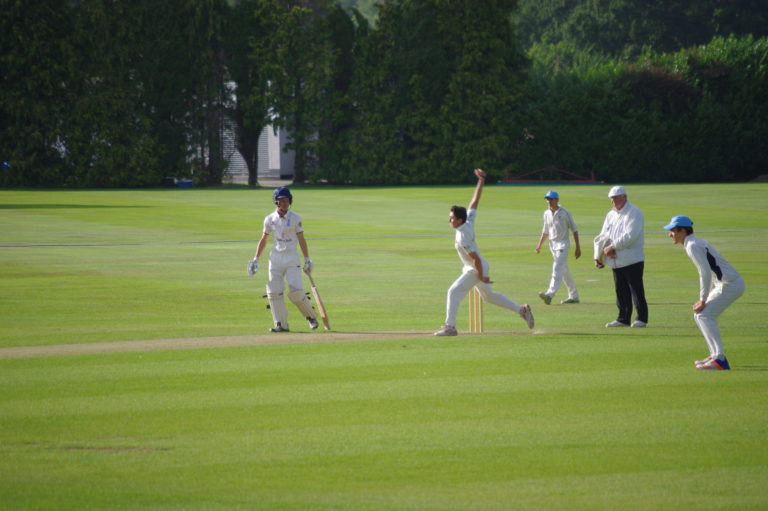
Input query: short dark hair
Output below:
<box><xmin>674</xmin><ymin>226</ymin><xmax>694</xmax><ymax>235</ymax></box>
<box><xmin>451</xmin><ymin>205</ymin><xmax>467</xmax><ymax>223</ymax></box>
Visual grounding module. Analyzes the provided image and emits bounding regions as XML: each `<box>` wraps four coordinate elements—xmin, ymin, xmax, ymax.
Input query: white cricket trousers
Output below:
<box><xmin>267</xmin><ymin>252</ymin><xmax>304</xmax><ymax>294</ymax></box>
<box><xmin>546</xmin><ymin>246</ymin><xmax>578</xmax><ymax>299</ymax></box>
<box><xmin>445</xmin><ymin>266</ymin><xmax>522</xmax><ymax>327</ymax></box>
<box><xmin>694</xmin><ymin>276</ymin><xmax>745</xmax><ymax>358</ymax></box>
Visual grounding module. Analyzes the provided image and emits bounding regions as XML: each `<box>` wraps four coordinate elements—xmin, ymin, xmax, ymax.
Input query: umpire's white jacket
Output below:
<box><xmin>598</xmin><ymin>201</ymin><xmax>644</xmax><ymax>269</ymax></box>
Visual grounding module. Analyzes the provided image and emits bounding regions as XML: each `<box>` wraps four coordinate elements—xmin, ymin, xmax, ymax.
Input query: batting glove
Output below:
<box><xmin>247</xmin><ymin>258</ymin><xmax>259</xmax><ymax>276</ymax></box>
<box><xmin>303</xmin><ymin>258</ymin><xmax>313</xmax><ymax>273</ymax></box>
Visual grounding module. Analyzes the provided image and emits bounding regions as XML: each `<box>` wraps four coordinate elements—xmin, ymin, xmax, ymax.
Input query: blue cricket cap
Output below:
<box><xmin>664</xmin><ymin>215</ymin><xmax>693</xmax><ymax>230</ymax></box>
<box><xmin>544</xmin><ymin>190</ymin><xmax>559</xmax><ymax>199</ymax></box>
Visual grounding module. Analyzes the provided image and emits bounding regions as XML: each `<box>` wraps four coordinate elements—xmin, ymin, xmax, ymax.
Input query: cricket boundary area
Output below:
<box><xmin>0</xmin><ymin>330</ymin><xmax>493</xmax><ymax>359</ymax></box>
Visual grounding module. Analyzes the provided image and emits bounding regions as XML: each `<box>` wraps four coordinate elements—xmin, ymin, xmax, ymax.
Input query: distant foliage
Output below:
<box><xmin>515</xmin><ymin>36</ymin><xmax>768</xmax><ymax>182</ymax></box>
<box><xmin>2</xmin><ymin>0</ymin><xmax>767</xmax><ymax>187</ymax></box>
<box><xmin>1</xmin><ymin>0</ymin><xmax>227</xmax><ymax>188</ymax></box>
<box><xmin>515</xmin><ymin>0</ymin><xmax>768</xmax><ymax>58</ymax></box>
<box><xmin>320</xmin><ymin>0</ymin><xmax>527</xmax><ymax>185</ymax></box>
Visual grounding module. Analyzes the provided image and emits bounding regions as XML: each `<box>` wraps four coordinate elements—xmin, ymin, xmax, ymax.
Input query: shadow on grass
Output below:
<box><xmin>550</xmin><ymin>327</ymin><xmax>692</xmax><ymax>336</ymax></box>
<box><xmin>734</xmin><ymin>365</ymin><xmax>768</xmax><ymax>372</ymax></box>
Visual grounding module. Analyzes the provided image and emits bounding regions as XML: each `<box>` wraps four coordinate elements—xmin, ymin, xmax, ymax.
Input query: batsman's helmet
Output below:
<box><xmin>273</xmin><ymin>186</ymin><xmax>293</xmax><ymax>205</ymax></box>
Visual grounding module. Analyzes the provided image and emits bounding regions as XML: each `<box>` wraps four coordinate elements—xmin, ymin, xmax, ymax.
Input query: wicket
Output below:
<box><xmin>468</xmin><ymin>286</ymin><xmax>484</xmax><ymax>333</ymax></box>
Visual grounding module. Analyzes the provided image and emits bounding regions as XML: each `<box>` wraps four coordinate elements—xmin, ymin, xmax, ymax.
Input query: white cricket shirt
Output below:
<box><xmin>684</xmin><ymin>235</ymin><xmax>742</xmax><ymax>301</ymax></box>
<box><xmin>263</xmin><ymin>210</ymin><xmax>303</xmax><ymax>254</ymax></box>
<box><xmin>542</xmin><ymin>206</ymin><xmax>578</xmax><ymax>250</ymax></box>
<box><xmin>455</xmin><ymin>208</ymin><xmax>484</xmax><ymax>270</ymax></box>
<box><xmin>598</xmin><ymin>201</ymin><xmax>644</xmax><ymax>268</ymax></box>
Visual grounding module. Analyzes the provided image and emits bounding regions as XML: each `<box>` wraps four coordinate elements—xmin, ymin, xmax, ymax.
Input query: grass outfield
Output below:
<box><xmin>1</xmin><ymin>183</ymin><xmax>767</xmax><ymax>510</ymax></box>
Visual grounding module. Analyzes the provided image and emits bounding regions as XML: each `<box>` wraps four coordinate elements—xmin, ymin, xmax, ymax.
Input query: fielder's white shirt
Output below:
<box><xmin>599</xmin><ymin>201</ymin><xmax>644</xmax><ymax>268</ymax></box>
<box><xmin>455</xmin><ymin>208</ymin><xmax>485</xmax><ymax>270</ymax></box>
<box><xmin>684</xmin><ymin>235</ymin><xmax>742</xmax><ymax>301</ymax></box>
<box><xmin>542</xmin><ymin>206</ymin><xmax>578</xmax><ymax>250</ymax></box>
<box><xmin>263</xmin><ymin>210</ymin><xmax>303</xmax><ymax>254</ymax></box>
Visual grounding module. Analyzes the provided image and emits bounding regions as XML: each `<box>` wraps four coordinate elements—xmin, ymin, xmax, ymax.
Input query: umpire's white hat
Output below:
<box><xmin>608</xmin><ymin>185</ymin><xmax>627</xmax><ymax>197</ymax></box>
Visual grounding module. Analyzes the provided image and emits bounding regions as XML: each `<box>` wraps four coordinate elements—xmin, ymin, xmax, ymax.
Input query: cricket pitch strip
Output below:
<box><xmin>0</xmin><ymin>331</ymin><xmax>433</xmax><ymax>359</ymax></box>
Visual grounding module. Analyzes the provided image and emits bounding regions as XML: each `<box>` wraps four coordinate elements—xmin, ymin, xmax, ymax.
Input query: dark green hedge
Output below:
<box><xmin>513</xmin><ymin>36</ymin><xmax>768</xmax><ymax>183</ymax></box>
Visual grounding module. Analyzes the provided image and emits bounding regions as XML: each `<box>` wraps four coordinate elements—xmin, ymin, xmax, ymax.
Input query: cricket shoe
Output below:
<box><xmin>694</xmin><ymin>355</ymin><xmax>714</xmax><ymax>366</ymax></box>
<box><xmin>560</xmin><ymin>298</ymin><xmax>580</xmax><ymax>304</ymax></box>
<box><xmin>696</xmin><ymin>357</ymin><xmax>730</xmax><ymax>370</ymax></box>
<box><xmin>538</xmin><ymin>292</ymin><xmax>552</xmax><ymax>305</ymax></box>
<box><xmin>520</xmin><ymin>304</ymin><xmax>535</xmax><ymax>329</ymax></box>
<box><xmin>434</xmin><ymin>325</ymin><xmax>458</xmax><ymax>337</ymax></box>
<box><xmin>269</xmin><ymin>324</ymin><xmax>290</xmax><ymax>333</ymax></box>
<box><xmin>631</xmin><ymin>320</ymin><xmax>647</xmax><ymax>328</ymax></box>
<box><xmin>308</xmin><ymin>317</ymin><xmax>319</xmax><ymax>330</ymax></box>
<box><xmin>605</xmin><ymin>320</ymin><xmax>630</xmax><ymax>328</ymax></box>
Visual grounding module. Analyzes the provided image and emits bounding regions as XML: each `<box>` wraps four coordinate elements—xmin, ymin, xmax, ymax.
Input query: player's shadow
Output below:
<box><xmin>733</xmin><ymin>365</ymin><xmax>768</xmax><ymax>372</ymax></box>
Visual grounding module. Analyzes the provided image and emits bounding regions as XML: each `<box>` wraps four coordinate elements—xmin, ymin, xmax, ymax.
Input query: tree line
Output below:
<box><xmin>2</xmin><ymin>0</ymin><xmax>767</xmax><ymax>187</ymax></box>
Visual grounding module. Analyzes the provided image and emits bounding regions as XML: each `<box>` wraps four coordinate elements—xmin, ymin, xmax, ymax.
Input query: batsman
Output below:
<box><xmin>247</xmin><ymin>187</ymin><xmax>319</xmax><ymax>332</ymax></box>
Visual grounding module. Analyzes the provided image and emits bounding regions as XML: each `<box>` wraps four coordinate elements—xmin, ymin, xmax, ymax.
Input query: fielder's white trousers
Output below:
<box><xmin>267</xmin><ymin>252</ymin><xmax>304</xmax><ymax>294</ymax></box>
<box><xmin>445</xmin><ymin>265</ymin><xmax>522</xmax><ymax>327</ymax></box>
<box><xmin>694</xmin><ymin>276</ymin><xmax>745</xmax><ymax>358</ymax></box>
<box><xmin>546</xmin><ymin>246</ymin><xmax>578</xmax><ymax>299</ymax></box>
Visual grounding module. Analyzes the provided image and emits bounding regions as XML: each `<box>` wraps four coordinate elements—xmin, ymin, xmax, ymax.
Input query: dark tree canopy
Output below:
<box><xmin>2</xmin><ymin>0</ymin><xmax>767</xmax><ymax>187</ymax></box>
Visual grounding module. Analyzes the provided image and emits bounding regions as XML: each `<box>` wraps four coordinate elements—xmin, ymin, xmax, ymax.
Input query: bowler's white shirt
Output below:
<box><xmin>542</xmin><ymin>206</ymin><xmax>578</xmax><ymax>250</ymax></box>
<box><xmin>455</xmin><ymin>208</ymin><xmax>484</xmax><ymax>270</ymax></box>
<box><xmin>684</xmin><ymin>235</ymin><xmax>742</xmax><ymax>301</ymax></box>
<box><xmin>263</xmin><ymin>210</ymin><xmax>303</xmax><ymax>254</ymax></box>
<box><xmin>599</xmin><ymin>201</ymin><xmax>644</xmax><ymax>268</ymax></box>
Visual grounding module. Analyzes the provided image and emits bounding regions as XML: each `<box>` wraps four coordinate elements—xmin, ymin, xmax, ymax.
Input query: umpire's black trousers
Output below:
<box><xmin>612</xmin><ymin>261</ymin><xmax>648</xmax><ymax>325</ymax></box>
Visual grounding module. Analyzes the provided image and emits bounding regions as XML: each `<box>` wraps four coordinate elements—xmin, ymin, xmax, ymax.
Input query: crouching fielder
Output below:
<box><xmin>248</xmin><ymin>187</ymin><xmax>318</xmax><ymax>332</ymax></box>
<box><xmin>665</xmin><ymin>215</ymin><xmax>745</xmax><ymax>370</ymax></box>
<box><xmin>434</xmin><ymin>168</ymin><xmax>534</xmax><ymax>336</ymax></box>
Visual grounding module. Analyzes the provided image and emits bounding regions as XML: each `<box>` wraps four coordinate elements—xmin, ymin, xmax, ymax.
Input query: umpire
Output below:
<box><xmin>595</xmin><ymin>185</ymin><xmax>649</xmax><ymax>328</ymax></box>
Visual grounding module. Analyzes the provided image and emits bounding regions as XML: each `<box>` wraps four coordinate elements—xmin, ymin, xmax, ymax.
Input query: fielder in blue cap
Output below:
<box><xmin>665</xmin><ymin>215</ymin><xmax>745</xmax><ymax>370</ymax></box>
<box><xmin>663</xmin><ymin>215</ymin><xmax>693</xmax><ymax>230</ymax></box>
<box><xmin>535</xmin><ymin>190</ymin><xmax>581</xmax><ymax>305</ymax></box>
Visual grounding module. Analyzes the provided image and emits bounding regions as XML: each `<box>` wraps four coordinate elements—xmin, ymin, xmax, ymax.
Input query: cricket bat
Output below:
<box><xmin>304</xmin><ymin>269</ymin><xmax>330</xmax><ymax>330</ymax></box>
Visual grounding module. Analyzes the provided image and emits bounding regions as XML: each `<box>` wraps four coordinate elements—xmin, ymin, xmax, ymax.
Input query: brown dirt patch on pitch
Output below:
<box><xmin>0</xmin><ymin>331</ymin><xmax>431</xmax><ymax>359</ymax></box>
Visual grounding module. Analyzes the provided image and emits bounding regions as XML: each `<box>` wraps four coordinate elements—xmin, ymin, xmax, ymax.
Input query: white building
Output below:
<box><xmin>257</xmin><ymin>124</ymin><xmax>294</xmax><ymax>181</ymax></box>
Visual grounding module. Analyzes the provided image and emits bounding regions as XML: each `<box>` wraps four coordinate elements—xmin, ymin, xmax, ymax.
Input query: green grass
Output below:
<box><xmin>1</xmin><ymin>183</ymin><xmax>767</xmax><ymax>510</ymax></box>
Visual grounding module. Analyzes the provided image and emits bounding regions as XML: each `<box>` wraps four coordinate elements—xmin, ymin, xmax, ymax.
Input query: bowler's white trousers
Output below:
<box><xmin>694</xmin><ymin>276</ymin><xmax>745</xmax><ymax>358</ymax></box>
<box><xmin>445</xmin><ymin>263</ymin><xmax>522</xmax><ymax>327</ymax></box>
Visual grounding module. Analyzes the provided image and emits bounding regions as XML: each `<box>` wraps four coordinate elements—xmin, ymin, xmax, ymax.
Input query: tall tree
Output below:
<box><xmin>337</xmin><ymin>0</ymin><xmax>407</xmax><ymax>184</ymax></box>
<box><xmin>251</xmin><ymin>0</ymin><xmax>338</xmax><ymax>184</ymax></box>
<box><xmin>315</xmin><ymin>4</ymin><xmax>358</xmax><ymax>183</ymax></box>
<box><xmin>1</xmin><ymin>0</ymin><xmax>74</xmax><ymax>185</ymax></box>
<box><xmin>125</xmin><ymin>0</ymin><xmax>228</xmax><ymax>184</ymax></box>
<box><xmin>436</xmin><ymin>0</ymin><xmax>528</xmax><ymax>177</ymax></box>
<box><xmin>61</xmin><ymin>0</ymin><xmax>160</xmax><ymax>186</ymax></box>
<box><xmin>342</xmin><ymin>0</ymin><xmax>528</xmax><ymax>184</ymax></box>
<box><xmin>225</xmin><ymin>0</ymin><xmax>272</xmax><ymax>185</ymax></box>
<box><xmin>1</xmin><ymin>0</ymin><xmax>227</xmax><ymax>187</ymax></box>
